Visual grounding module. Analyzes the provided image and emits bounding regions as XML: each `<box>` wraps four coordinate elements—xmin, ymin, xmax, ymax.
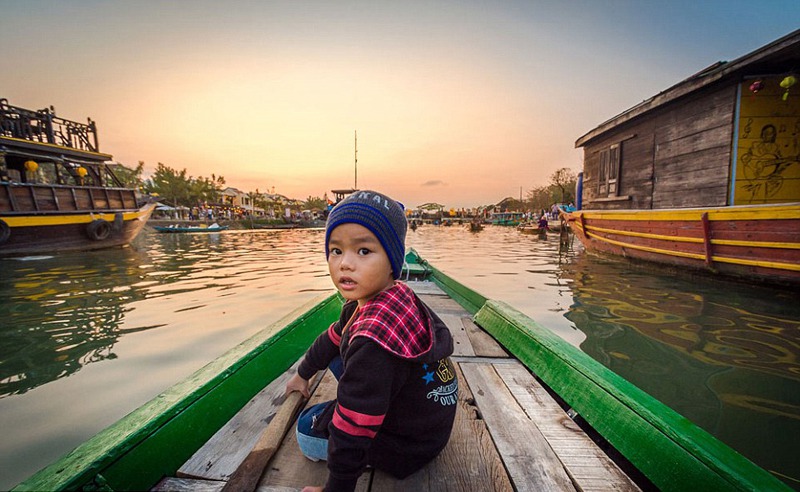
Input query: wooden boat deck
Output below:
<box><xmin>154</xmin><ymin>281</ymin><xmax>640</xmax><ymax>491</ymax></box>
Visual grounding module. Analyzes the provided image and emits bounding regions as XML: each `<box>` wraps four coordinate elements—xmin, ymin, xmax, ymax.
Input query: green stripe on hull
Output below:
<box><xmin>14</xmin><ymin>292</ymin><xmax>342</xmax><ymax>492</ymax></box>
<box><xmin>417</xmin><ymin>249</ymin><xmax>788</xmax><ymax>490</ymax></box>
<box><xmin>473</xmin><ymin>300</ymin><xmax>790</xmax><ymax>492</ymax></box>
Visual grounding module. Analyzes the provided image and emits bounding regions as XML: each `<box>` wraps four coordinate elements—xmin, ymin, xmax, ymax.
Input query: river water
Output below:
<box><xmin>0</xmin><ymin>225</ymin><xmax>797</xmax><ymax>489</ymax></box>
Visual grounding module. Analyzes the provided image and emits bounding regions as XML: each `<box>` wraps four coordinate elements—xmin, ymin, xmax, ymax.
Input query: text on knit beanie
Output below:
<box><xmin>325</xmin><ymin>190</ymin><xmax>407</xmax><ymax>279</ymax></box>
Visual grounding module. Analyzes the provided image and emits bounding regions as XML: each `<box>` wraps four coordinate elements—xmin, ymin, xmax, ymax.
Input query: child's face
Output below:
<box><xmin>327</xmin><ymin>223</ymin><xmax>395</xmax><ymax>306</ymax></box>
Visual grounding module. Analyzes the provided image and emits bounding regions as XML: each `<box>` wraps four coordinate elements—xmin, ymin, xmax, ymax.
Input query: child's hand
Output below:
<box><xmin>285</xmin><ymin>372</ymin><xmax>310</xmax><ymax>398</ymax></box>
<box><xmin>301</xmin><ymin>487</ymin><xmax>323</xmax><ymax>492</ymax></box>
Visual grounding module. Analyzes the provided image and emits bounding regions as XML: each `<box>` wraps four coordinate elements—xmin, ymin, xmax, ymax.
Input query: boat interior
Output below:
<box><xmin>154</xmin><ymin>280</ymin><xmax>644</xmax><ymax>492</ymax></box>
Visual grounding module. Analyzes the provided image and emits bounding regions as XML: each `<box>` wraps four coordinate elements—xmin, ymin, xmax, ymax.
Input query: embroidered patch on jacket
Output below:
<box><xmin>423</xmin><ymin>358</ymin><xmax>458</xmax><ymax>406</ymax></box>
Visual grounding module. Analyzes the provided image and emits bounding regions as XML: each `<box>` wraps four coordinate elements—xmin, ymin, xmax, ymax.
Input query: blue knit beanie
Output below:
<box><xmin>325</xmin><ymin>190</ymin><xmax>407</xmax><ymax>279</ymax></box>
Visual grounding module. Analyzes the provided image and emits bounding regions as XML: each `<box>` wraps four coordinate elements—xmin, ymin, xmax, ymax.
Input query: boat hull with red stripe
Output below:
<box><xmin>563</xmin><ymin>203</ymin><xmax>800</xmax><ymax>285</ymax></box>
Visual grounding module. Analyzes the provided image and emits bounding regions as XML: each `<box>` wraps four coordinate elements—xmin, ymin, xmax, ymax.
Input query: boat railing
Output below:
<box><xmin>0</xmin><ymin>182</ymin><xmax>141</xmax><ymax>213</ymax></box>
<box><xmin>0</xmin><ymin>98</ymin><xmax>99</xmax><ymax>153</ymax></box>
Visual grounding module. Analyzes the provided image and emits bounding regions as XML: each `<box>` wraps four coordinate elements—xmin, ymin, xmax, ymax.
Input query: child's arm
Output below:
<box><xmin>324</xmin><ymin>339</ymin><xmax>401</xmax><ymax>491</ymax></box>
<box><xmin>297</xmin><ymin>322</ymin><xmax>342</xmax><ymax>379</ymax></box>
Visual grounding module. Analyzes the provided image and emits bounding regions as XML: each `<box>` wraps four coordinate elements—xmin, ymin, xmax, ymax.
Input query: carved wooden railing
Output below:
<box><xmin>0</xmin><ymin>98</ymin><xmax>99</xmax><ymax>153</ymax></box>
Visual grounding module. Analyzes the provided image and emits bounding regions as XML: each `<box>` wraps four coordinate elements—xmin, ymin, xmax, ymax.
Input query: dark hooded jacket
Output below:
<box><xmin>297</xmin><ymin>282</ymin><xmax>458</xmax><ymax>492</ymax></box>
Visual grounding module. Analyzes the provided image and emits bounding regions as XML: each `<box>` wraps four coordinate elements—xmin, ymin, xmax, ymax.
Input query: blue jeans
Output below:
<box><xmin>295</xmin><ymin>356</ymin><xmax>343</xmax><ymax>461</ymax></box>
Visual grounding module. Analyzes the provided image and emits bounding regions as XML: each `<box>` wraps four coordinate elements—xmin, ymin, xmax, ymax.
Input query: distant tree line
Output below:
<box><xmin>111</xmin><ymin>161</ymin><xmax>577</xmax><ymax>215</ymax></box>
<box><xmin>494</xmin><ymin>168</ymin><xmax>578</xmax><ymax>213</ymax></box>
<box><xmin>527</xmin><ymin>167</ymin><xmax>577</xmax><ymax>211</ymax></box>
<box><xmin>112</xmin><ymin>161</ymin><xmax>327</xmax><ymax>212</ymax></box>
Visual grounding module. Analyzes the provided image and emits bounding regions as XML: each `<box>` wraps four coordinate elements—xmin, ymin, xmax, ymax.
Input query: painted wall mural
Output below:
<box><xmin>734</xmin><ymin>76</ymin><xmax>800</xmax><ymax>205</ymax></box>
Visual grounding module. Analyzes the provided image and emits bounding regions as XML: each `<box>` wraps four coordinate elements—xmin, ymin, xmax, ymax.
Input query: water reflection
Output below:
<box><xmin>0</xmin><ymin>228</ymin><xmax>332</xmax><ymax>398</ymax></box>
<box><xmin>0</xmin><ymin>249</ymin><xmax>148</xmax><ymax>397</ymax></box>
<box><xmin>563</xmin><ymin>255</ymin><xmax>800</xmax><ymax>382</ymax></box>
<box><xmin>561</xmin><ymin>254</ymin><xmax>800</xmax><ymax>485</ymax></box>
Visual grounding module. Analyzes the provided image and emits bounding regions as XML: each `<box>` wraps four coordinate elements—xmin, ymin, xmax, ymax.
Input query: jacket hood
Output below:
<box><xmin>345</xmin><ymin>282</ymin><xmax>453</xmax><ymax>363</ymax></box>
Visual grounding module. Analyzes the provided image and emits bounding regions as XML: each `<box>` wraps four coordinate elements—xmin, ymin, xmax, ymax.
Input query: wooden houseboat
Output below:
<box><xmin>13</xmin><ymin>250</ymin><xmax>790</xmax><ymax>491</ymax></box>
<box><xmin>0</xmin><ymin>99</ymin><xmax>154</xmax><ymax>255</ymax></box>
<box><xmin>563</xmin><ymin>30</ymin><xmax>800</xmax><ymax>285</ymax></box>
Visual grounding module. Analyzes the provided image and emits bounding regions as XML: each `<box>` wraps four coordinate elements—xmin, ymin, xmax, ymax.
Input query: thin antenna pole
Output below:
<box><xmin>354</xmin><ymin>130</ymin><xmax>358</xmax><ymax>190</ymax></box>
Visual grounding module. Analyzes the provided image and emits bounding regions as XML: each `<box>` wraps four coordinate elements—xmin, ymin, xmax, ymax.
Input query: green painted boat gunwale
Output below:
<box><xmin>14</xmin><ymin>292</ymin><xmax>343</xmax><ymax>492</ymax></box>
<box><xmin>412</xmin><ymin>248</ymin><xmax>788</xmax><ymax>491</ymax></box>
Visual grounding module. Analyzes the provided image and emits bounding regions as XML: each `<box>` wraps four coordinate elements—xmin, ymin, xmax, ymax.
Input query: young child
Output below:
<box><xmin>285</xmin><ymin>190</ymin><xmax>458</xmax><ymax>492</ymax></box>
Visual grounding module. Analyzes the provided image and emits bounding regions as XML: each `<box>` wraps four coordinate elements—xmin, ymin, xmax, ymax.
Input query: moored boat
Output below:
<box><xmin>563</xmin><ymin>30</ymin><xmax>800</xmax><ymax>285</ymax></box>
<box><xmin>490</xmin><ymin>211</ymin><xmax>523</xmax><ymax>226</ymax></box>
<box><xmin>517</xmin><ymin>223</ymin><xmax>546</xmax><ymax>235</ymax></box>
<box><xmin>153</xmin><ymin>223</ymin><xmax>230</xmax><ymax>233</ymax></box>
<box><xmin>566</xmin><ymin>203</ymin><xmax>800</xmax><ymax>284</ymax></box>
<box><xmin>467</xmin><ymin>219</ymin><xmax>483</xmax><ymax>232</ymax></box>
<box><xmin>13</xmin><ymin>249</ymin><xmax>790</xmax><ymax>491</ymax></box>
<box><xmin>0</xmin><ymin>99</ymin><xmax>154</xmax><ymax>255</ymax></box>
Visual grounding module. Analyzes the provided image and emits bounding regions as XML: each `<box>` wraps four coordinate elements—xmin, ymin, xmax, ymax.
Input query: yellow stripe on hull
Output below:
<box><xmin>586</xmin><ymin>224</ymin><xmax>800</xmax><ymax>250</ymax></box>
<box><xmin>2</xmin><ymin>208</ymin><xmax>151</xmax><ymax>227</ymax></box>
<box><xmin>574</xmin><ymin>203</ymin><xmax>800</xmax><ymax>222</ymax></box>
<box><xmin>583</xmin><ymin>228</ymin><xmax>800</xmax><ymax>272</ymax></box>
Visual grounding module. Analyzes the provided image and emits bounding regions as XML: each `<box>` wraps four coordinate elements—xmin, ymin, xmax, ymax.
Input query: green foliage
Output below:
<box><xmin>303</xmin><ymin>196</ymin><xmax>327</xmax><ymax>210</ymax></box>
<box><xmin>142</xmin><ymin>163</ymin><xmax>226</xmax><ymax>207</ymax></box>
<box><xmin>110</xmin><ymin>161</ymin><xmax>145</xmax><ymax>188</ymax></box>
<box><xmin>549</xmin><ymin>167</ymin><xmax>577</xmax><ymax>203</ymax></box>
<box><xmin>525</xmin><ymin>167</ymin><xmax>577</xmax><ymax>211</ymax></box>
<box><xmin>191</xmin><ymin>173</ymin><xmax>226</xmax><ymax>205</ymax></box>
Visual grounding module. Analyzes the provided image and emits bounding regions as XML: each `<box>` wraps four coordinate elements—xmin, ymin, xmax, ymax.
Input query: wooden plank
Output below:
<box><xmin>257</xmin><ymin>371</ymin><xmax>337</xmax><ymax>489</ymax></box>
<box><xmin>178</xmin><ymin>362</ymin><xmax>306</xmax><ymax>480</ymax></box>
<box><xmin>257</xmin><ymin>371</ymin><xmax>372</xmax><ymax>491</ymax></box>
<box><xmin>406</xmin><ymin>280</ymin><xmax>445</xmax><ymax>296</ymax></box>
<box><xmin>223</xmin><ymin>390</ymin><xmax>307</xmax><ymax>492</ymax></box>
<box><xmin>493</xmin><ymin>362</ymin><xmax>640</xmax><ymax>491</ymax></box>
<box><xmin>459</xmin><ymin>362</ymin><xmax>576</xmax><ymax>491</ymax></box>
<box><xmin>439</xmin><ymin>314</ymin><xmax>475</xmax><ymax>357</ymax></box>
<box><xmin>152</xmin><ymin>477</ymin><xmax>224</xmax><ymax>491</ymax></box>
<box><xmin>418</xmin><ymin>294</ymin><xmax>468</xmax><ymax>315</ymax></box>
<box><xmin>461</xmin><ymin>317</ymin><xmax>507</xmax><ymax>358</ymax></box>
<box><xmin>370</xmin><ymin>363</ymin><xmax>512</xmax><ymax>491</ymax></box>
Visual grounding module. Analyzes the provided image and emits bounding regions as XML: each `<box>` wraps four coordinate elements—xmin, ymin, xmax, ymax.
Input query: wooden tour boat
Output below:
<box><xmin>563</xmin><ymin>30</ymin><xmax>800</xmax><ymax>285</ymax></box>
<box><xmin>14</xmin><ymin>250</ymin><xmax>789</xmax><ymax>491</ymax></box>
<box><xmin>0</xmin><ymin>98</ymin><xmax>154</xmax><ymax>256</ymax></box>
<box><xmin>153</xmin><ymin>223</ymin><xmax>230</xmax><ymax>233</ymax></box>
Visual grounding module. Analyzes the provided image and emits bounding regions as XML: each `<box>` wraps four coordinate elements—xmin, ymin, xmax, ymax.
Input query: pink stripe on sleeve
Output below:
<box><xmin>337</xmin><ymin>404</ymin><xmax>385</xmax><ymax>427</ymax></box>
<box><xmin>333</xmin><ymin>411</ymin><xmax>377</xmax><ymax>438</ymax></box>
<box><xmin>327</xmin><ymin>323</ymin><xmax>341</xmax><ymax>346</ymax></box>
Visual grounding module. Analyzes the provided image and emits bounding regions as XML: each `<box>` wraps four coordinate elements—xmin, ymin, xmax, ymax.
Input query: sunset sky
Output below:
<box><xmin>3</xmin><ymin>1</ymin><xmax>798</xmax><ymax>208</ymax></box>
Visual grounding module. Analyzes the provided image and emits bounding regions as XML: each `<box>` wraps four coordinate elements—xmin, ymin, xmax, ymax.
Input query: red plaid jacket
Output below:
<box><xmin>298</xmin><ymin>282</ymin><xmax>457</xmax><ymax>492</ymax></box>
